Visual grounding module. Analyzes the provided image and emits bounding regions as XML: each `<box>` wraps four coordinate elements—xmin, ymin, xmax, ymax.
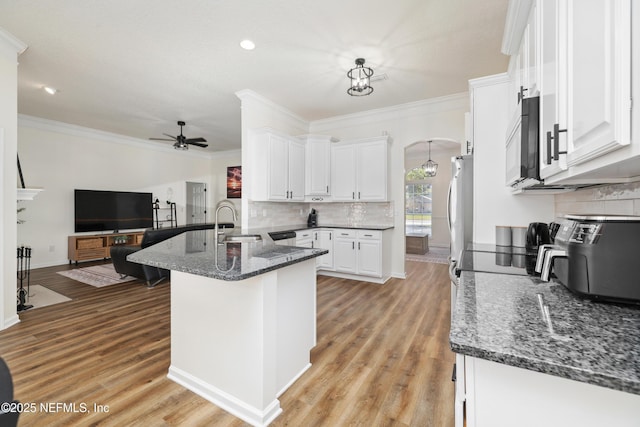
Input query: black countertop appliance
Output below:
<box><xmin>542</xmin><ymin>215</ymin><xmax>640</xmax><ymax>304</ymax></box>
<box><xmin>307</xmin><ymin>209</ymin><xmax>317</xmax><ymax>227</ymax></box>
<box><xmin>525</xmin><ymin>222</ymin><xmax>551</xmax><ymax>252</ymax></box>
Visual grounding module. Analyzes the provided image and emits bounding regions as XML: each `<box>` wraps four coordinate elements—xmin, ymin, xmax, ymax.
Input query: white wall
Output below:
<box><xmin>16</xmin><ymin>116</ymin><xmax>236</xmax><ymax>268</ymax></box>
<box><xmin>470</xmin><ymin>74</ymin><xmax>555</xmax><ymax>243</ymax></box>
<box><xmin>0</xmin><ymin>27</ymin><xmax>26</xmax><ymax>330</ymax></box>
<box><xmin>310</xmin><ymin>94</ymin><xmax>468</xmax><ymax>279</ymax></box>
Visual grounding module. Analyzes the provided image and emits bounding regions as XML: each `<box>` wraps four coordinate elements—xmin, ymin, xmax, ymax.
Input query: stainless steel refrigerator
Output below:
<box><xmin>447</xmin><ymin>155</ymin><xmax>473</xmax><ymax>312</ymax></box>
<box><xmin>447</xmin><ymin>154</ymin><xmax>473</xmax><ymax>427</ymax></box>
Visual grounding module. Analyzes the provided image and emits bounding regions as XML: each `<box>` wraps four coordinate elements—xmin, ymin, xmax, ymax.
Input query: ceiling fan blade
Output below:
<box><xmin>149</xmin><ymin>137</ymin><xmax>176</xmax><ymax>141</ymax></box>
<box><xmin>186</xmin><ymin>141</ymin><xmax>209</xmax><ymax>148</ymax></box>
<box><xmin>163</xmin><ymin>133</ymin><xmax>177</xmax><ymax>139</ymax></box>
<box><xmin>185</xmin><ymin>137</ymin><xmax>206</xmax><ymax>143</ymax></box>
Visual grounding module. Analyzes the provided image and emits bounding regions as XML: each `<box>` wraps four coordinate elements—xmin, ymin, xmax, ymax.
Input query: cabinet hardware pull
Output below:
<box><xmin>358</xmin><ymin>191</ymin><xmax>361</xmax><ymax>199</ymax></box>
<box><xmin>546</xmin><ymin>131</ymin><xmax>553</xmax><ymax>165</ymax></box>
<box><xmin>517</xmin><ymin>86</ymin><xmax>528</xmax><ymax>104</ymax></box>
<box><xmin>352</xmin><ymin>192</ymin><xmax>355</xmax><ymax>200</ymax></box>
<box><xmin>352</xmin><ymin>242</ymin><xmax>354</xmax><ymax>249</ymax></box>
<box><xmin>326</xmin><ymin>185</ymin><xmax>329</xmax><ymax>193</ymax></box>
<box><xmin>329</xmin><ymin>233</ymin><xmax>332</xmax><ymax>240</ymax></box>
<box><xmin>358</xmin><ymin>242</ymin><xmax>361</xmax><ymax>250</ymax></box>
<box><xmin>553</xmin><ymin>124</ymin><xmax>568</xmax><ymax>161</ymax></box>
<box><xmin>364</xmin><ymin>234</ymin><xmax>372</xmax><ymax>237</ymax></box>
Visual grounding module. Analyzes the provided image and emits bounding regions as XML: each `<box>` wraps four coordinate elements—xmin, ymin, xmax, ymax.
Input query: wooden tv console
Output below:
<box><xmin>68</xmin><ymin>231</ymin><xmax>145</xmax><ymax>265</ymax></box>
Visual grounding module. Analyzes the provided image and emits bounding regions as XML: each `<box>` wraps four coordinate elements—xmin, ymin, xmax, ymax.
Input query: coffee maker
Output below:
<box><xmin>307</xmin><ymin>209</ymin><xmax>317</xmax><ymax>227</ymax></box>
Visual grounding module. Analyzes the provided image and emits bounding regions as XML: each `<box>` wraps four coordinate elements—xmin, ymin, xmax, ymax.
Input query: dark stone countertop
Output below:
<box><xmin>450</xmin><ymin>270</ymin><xmax>640</xmax><ymax>395</ymax></box>
<box><xmin>254</xmin><ymin>223</ymin><xmax>394</xmax><ymax>234</ymax></box>
<box><xmin>127</xmin><ymin>228</ymin><xmax>327</xmax><ymax>281</ymax></box>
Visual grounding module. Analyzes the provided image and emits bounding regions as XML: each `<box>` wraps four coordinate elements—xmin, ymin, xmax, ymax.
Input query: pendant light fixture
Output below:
<box><xmin>422</xmin><ymin>140</ymin><xmax>438</xmax><ymax>177</ymax></box>
<box><xmin>347</xmin><ymin>58</ymin><xmax>374</xmax><ymax>96</ymax></box>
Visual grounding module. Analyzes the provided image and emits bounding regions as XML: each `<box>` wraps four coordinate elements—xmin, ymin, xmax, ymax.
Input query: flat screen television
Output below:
<box><xmin>74</xmin><ymin>189</ymin><xmax>153</xmax><ymax>233</ymax></box>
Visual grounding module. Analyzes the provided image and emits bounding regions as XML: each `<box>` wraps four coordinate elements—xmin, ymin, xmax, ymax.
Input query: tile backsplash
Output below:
<box><xmin>555</xmin><ymin>181</ymin><xmax>640</xmax><ymax>217</ymax></box>
<box><xmin>248</xmin><ymin>200</ymin><xmax>394</xmax><ymax>228</ymax></box>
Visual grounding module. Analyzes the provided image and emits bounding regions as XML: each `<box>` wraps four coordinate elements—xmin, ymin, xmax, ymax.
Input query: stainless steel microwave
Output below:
<box><xmin>505</xmin><ymin>96</ymin><xmax>540</xmax><ymax>189</ymax></box>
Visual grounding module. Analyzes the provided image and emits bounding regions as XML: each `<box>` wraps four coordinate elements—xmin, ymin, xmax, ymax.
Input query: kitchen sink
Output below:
<box><xmin>223</xmin><ymin>234</ymin><xmax>263</xmax><ymax>243</ymax></box>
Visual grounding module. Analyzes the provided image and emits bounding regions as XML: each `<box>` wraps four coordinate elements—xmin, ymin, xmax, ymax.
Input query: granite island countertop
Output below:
<box><xmin>128</xmin><ymin>228</ymin><xmax>327</xmax><ymax>281</ymax></box>
<box><xmin>255</xmin><ymin>223</ymin><xmax>394</xmax><ymax>234</ymax></box>
<box><xmin>450</xmin><ymin>270</ymin><xmax>640</xmax><ymax>394</ymax></box>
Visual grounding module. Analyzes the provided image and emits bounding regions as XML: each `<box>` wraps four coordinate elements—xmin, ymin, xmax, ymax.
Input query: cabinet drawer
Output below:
<box><xmin>334</xmin><ymin>229</ymin><xmax>356</xmax><ymax>238</ymax></box>
<box><xmin>77</xmin><ymin>238</ymin><xmax>104</xmax><ymax>249</ymax></box>
<box><xmin>296</xmin><ymin>230</ymin><xmax>313</xmax><ymax>239</ymax></box>
<box><xmin>77</xmin><ymin>248</ymin><xmax>107</xmax><ymax>259</ymax></box>
<box><xmin>357</xmin><ymin>230</ymin><xmax>381</xmax><ymax>240</ymax></box>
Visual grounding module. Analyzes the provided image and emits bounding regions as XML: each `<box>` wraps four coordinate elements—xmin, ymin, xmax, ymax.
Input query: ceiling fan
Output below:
<box><xmin>150</xmin><ymin>121</ymin><xmax>208</xmax><ymax>150</ymax></box>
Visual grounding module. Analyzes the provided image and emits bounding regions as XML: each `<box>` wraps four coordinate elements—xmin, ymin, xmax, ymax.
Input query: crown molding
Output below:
<box><xmin>0</xmin><ymin>26</ymin><xmax>28</xmax><ymax>55</ymax></box>
<box><xmin>18</xmin><ymin>115</ymin><xmax>218</xmax><ymax>159</ymax></box>
<box><xmin>501</xmin><ymin>0</ymin><xmax>533</xmax><ymax>55</ymax></box>
<box><xmin>310</xmin><ymin>92</ymin><xmax>468</xmax><ymax>132</ymax></box>
<box><xmin>235</xmin><ymin>89</ymin><xmax>309</xmax><ymax>129</ymax></box>
<box><xmin>469</xmin><ymin>73</ymin><xmax>509</xmax><ymax>89</ymax></box>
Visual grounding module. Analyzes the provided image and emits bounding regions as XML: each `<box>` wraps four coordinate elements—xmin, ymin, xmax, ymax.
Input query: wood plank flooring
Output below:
<box><xmin>1</xmin><ymin>260</ymin><xmax>454</xmax><ymax>426</ymax></box>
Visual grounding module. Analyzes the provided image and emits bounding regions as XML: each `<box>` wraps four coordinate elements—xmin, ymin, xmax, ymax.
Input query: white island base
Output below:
<box><xmin>167</xmin><ymin>259</ymin><xmax>317</xmax><ymax>427</ymax></box>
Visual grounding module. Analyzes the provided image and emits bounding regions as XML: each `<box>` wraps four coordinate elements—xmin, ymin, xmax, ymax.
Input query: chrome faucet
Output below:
<box><xmin>214</xmin><ymin>199</ymin><xmax>238</xmax><ymax>243</ymax></box>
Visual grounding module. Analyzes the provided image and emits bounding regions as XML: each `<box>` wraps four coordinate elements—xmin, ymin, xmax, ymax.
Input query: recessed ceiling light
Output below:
<box><xmin>240</xmin><ymin>39</ymin><xmax>255</xmax><ymax>50</ymax></box>
<box><xmin>43</xmin><ymin>86</ymin><xmax>58</xmax><ymax>95</ymax></box>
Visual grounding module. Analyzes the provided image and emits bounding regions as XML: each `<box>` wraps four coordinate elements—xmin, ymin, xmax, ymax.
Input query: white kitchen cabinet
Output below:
<box><xmin>538</xmin><ymin>0</ymin><xmax>568</xmax><ymax>179</ymax></box>
<box><xmin>506</xmin><ymin>0</ymin><xmax>539</xmax><ymax>121</ymax></box>
<box><xmin>333</xmin><ymin>230</ymin><xmax>357</xmax><ymax>273</ymax></box>
<box><xmin>331</xmin><ymin>229</ymin><xmax>381</xmax><ymax>278</ymax></box>
<box><xmin>459</xmin><ymin>355</ymin><xmax>640</xmax><ymax>427</ymax></box>
<box><xmin>295</xmin><ymin>229</ymin><xmax>314</xmax><ymax>248</ymax></box>
<box><xmin>249</xmin><ymin>128</ymin><xmax>305</xmax><ymax>201</ymax></box>
<box><xmin>534</xmin><ymin>0</ymin><xmax>634</xmax><ymax>184</ymax></box>
<box><xmin>302</xmin><ymin>135</ymin><xmax>337</xmax><ymax>199</ymax></box>
<box><xmin>331</xmin><ymin>136</ymin><xmax>390</xmax><ymax>202</ymax></box>
<box><xmin>355</xmin><ymin>230</ymin><xmax>382</xmax><ymax>277</ymax></box>
<box><xmin>313</xmin><ymin>229</ymin><xmax>334</xmax><ymax>270</ymax></box>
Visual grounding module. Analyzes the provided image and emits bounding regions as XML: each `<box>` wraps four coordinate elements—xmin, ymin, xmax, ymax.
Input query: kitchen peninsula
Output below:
<box><xmin>128</xmin><ymin>229</ymin><xmax>327</xmax><ymax>427</ymax></box>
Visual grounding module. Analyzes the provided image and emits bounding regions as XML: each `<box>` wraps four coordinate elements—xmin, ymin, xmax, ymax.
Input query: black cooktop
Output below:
<box><xmin>458</xmin><ymin>244</ymin><xmax>539</xmax><ymax>276</ymax></box>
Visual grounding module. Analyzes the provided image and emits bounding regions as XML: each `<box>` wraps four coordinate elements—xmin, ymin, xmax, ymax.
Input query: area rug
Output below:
<box><xmin>21</xmin><ymin>285</ymin><xmax>71</xmax><ymax>309</ymax></box>
<box><xmin>405</xmin><ymin>247</ymin><xmax>450</xmax><ymax>265</ymax></box>
<box><xmin>57</xmin><ymin>264</ymin><xmax>136</xmax><ymax>288</ymax></box>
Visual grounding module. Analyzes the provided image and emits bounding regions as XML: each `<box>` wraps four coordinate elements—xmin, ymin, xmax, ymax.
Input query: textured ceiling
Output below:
<box><xmin>0</xmin><ymin>0</ymin><xmax>509</xmax><ymax>153</ymax></box>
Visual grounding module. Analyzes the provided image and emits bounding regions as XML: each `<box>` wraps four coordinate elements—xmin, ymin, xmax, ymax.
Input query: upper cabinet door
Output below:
<box><xmin>356</xmin><ymin>142</ymin><xmax>388</xmax><ymax>201</ymax></box>
<box><xmin>267</xmin><ymin>134</ymin><xmax>290</xmax><ymax>200</ymax></box>
<box><xmin>539</xmin><ymin>0</ymin><xmax>568</xmax><ymax>179</ymax></box>
<box><xmin>287</xmin><ymin>139</ymin><xmax>306</xmax><ymax>201</ymax></box>
<box><xmin>565</xmin><ymin>0</ymin><xmax>631</xmax><ymax>166</ymax></box>
<box><xmin>331</xmin><ymin>144</ymin><xmax>357</xmax><ymax>201</ymax></box>
<box><xmin>305</xmin><ymin>138</ymin><xmax>331</xmax><ymax>196</ymax></box>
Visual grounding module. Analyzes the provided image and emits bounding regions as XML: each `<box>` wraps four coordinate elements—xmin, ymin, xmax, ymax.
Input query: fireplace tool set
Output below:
<box><xmin>17</xmin><ymin>246</ymin><xmax>33</xmax><ymax>312</ymax></box>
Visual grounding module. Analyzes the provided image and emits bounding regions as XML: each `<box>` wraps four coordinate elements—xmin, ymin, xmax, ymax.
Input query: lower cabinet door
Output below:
<box><xmin>333</xmin><ymin>238</ymin><xmax>356</xmax><ymax>273</ymax></box>
<box><xmin>356</xmin><ymin>239</ymin><xmax>381</xmax><ymax>277</ymax></box>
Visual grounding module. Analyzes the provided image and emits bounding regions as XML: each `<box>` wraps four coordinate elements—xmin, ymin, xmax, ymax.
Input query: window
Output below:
<box><xmin>406</xmin><ymin>167</ymin><xmax>432</xmax><ymax>235</ymax></box>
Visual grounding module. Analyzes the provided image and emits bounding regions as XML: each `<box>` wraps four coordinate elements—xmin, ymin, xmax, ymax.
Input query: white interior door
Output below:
<box><xmin>186</xmin><ymin>182</ymin><xmax>207</xmax><ymax>224</ymax></box>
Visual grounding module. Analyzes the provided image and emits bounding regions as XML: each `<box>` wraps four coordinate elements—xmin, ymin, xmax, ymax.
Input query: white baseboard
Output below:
<box><xmin>167</xmin><ymin>365</ymin><xmax>282</xmax><ymax>427</ymax></box>
<box><xmin>277</xmin><ymin>363</ymin><xmax>312</xmax><ymax>398</ymax></box>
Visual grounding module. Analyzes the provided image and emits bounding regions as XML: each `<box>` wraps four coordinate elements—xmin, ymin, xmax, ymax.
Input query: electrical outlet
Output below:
<box><xmin>250</xmin><ymin>209</ymin><xmax>257</xmax><ymax>218</ymax></box>
<box><xmin>49</xmin><ymin>245</ymin><xmax>55</xmax><ymax>252</ymax></box>
<box><xmin>262</xmin><ymin>209</ymin><xmax>267</xmax><ymax>217</ymax></box>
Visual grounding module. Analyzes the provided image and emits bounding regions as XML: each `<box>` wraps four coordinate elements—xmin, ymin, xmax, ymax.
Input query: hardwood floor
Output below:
<box><xmin>1</xmin><ymin>260</ymin><xmax>454</xmax><ymax>426</ymax></box>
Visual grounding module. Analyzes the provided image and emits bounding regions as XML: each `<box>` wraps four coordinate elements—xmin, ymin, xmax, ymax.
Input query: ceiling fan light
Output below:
<box><xmin>174</xmin><ymin>141</ymin><xmax>188</xmax><ymax>150</ymax></box>
<box><xmin>43</xmin><ymin>86</ymin><xmax>58</xmax><ymax>95</ymax></box>
<box><xmin>347</xmin><ymin>58</ymin><xmax>374</xmax><ymax>96</ymax></box>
